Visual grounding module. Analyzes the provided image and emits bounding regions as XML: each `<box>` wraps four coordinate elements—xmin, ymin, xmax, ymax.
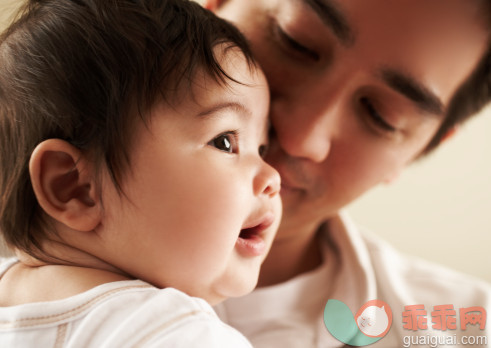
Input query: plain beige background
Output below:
<box><xmin>0</xmin><ymin>0</ymin><xmax>490</xmax><ymax>282</ymax></box>
<box><xmin>347</xmin><ymin>104</ymin><xmax>491</xmax><ymax>283</ymax></box>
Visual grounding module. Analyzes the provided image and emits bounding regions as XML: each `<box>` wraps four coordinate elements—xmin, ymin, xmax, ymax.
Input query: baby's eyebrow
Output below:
<box><xmin>197</xmin><ymin>101</ymin><xmax>251</xmax><ymax>119</ymax></box>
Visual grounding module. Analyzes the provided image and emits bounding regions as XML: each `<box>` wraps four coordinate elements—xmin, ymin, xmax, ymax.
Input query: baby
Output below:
<box><xmin>0</xmin><ymin>0</ymin><xmax>281</xmax><ymax>346</ymax></box>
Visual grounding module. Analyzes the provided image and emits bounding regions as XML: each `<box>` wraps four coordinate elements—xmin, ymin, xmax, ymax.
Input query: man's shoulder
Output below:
<box><xmin>357</xmin><ymin>224</ymin><xmax>491</xmax><ymax>304</ymax></box>
<box><xmin>327</xmin><ymin>212</ymin><xmax>490</xmax><ymax>306</ymax></box>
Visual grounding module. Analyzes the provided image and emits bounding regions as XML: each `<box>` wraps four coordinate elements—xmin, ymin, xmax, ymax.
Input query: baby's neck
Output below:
<box><xmin>0</xmin><ymin>249</ymin><xmax>132</xmax><ymax>306</ymax></box>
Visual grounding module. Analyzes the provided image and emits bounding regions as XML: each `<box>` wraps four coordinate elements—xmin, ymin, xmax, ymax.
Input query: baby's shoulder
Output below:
<box><xmin>0</xmin><ymin>275</ymin><xmax>252</xmax><ymax>347</ymax></box>
<box><xmin>0</xmin><ymin>258</ymin><xmax>131</xmax><ymax>306</ymax></box>
<box><xmin>108</xmin><ymin>288</ymin><xmax>252</xmax><ymax>347</ymax></box>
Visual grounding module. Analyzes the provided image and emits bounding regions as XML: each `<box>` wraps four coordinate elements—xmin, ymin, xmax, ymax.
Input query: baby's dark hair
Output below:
<box><xmin>0</xmin><ymin>0</ymin><xmax>255</xmax><ymax>256</ymax></box>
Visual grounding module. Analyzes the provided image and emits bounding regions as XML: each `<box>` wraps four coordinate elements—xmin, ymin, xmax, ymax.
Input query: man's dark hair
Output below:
<box><xmin>0</xmin><ymin>0</ymin><xmax>255</xmax><ymax>257</ymax></box>
<box><xmin>423</xmin><ymin>1</ymin><xmax>491</xmax><ymax>154</ymax></box>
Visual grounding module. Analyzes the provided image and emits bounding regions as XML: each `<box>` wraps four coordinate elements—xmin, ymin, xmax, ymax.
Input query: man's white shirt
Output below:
<box><xmin>215</xmin><ymin>211</ymin><xmax>491</xmax><ymax>347</ymax></box>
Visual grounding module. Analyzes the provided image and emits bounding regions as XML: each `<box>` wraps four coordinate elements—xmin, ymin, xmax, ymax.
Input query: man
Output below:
<box><xmin>206</xmin><ymin>0</ymin><xmax>491</xmax><ymax>347</ymax></box>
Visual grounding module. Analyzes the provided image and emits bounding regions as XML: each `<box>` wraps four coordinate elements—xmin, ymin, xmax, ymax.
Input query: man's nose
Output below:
<box><xmin>284</xmin><ymin>119</ymin><xmax>332</xmax><ymax>163</ymax></box>
<box><xmin>270</xmin><ymin>65</ymin><xmax>353</xmax><ymax>164</ymax></box>
<box><xmin>272</xmin><ymin>102</ymin><xmax>339</xmax><ymax>164</ymax></box>
<box><xmin>271</xmin><ymin>71</ymin><xmax>357</xmax><ymax>164</ymax></box>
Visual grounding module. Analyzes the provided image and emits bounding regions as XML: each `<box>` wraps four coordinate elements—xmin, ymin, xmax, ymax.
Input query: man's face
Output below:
<box><xmin>213</xmin><ymin>0</ymin><xmax>488</xmax><ymax>235</ymax></box>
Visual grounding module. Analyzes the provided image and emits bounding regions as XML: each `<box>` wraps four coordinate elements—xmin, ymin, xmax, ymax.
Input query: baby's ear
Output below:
<box><xmin>29</xmin><ymin>139</ymin><xmax>102</xmax><ymax>232</ymax></box>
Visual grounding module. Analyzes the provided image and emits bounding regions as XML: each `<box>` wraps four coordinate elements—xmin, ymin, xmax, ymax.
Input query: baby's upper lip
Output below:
<box><xmin>241</xmin><ymin>211</ymin><xmax>275</xmax><ymax>234</ymax></box>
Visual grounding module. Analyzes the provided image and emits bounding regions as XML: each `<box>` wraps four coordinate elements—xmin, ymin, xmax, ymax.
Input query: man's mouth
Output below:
<box><xmin>279</xmin><ymin>176</ymin><xmax>305</xmax><ymax>197</ymax></box>
<box><xmin>274</xmin><ymin>164</ymin><xmax>306</xmax><ymax>194</ymax></box>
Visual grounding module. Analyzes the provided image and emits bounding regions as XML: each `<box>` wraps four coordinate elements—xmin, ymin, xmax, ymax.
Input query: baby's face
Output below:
<box><xmin>98</xmin><ymin>48</ymin><xmax>281</xmax><ymax>304</ymax></box>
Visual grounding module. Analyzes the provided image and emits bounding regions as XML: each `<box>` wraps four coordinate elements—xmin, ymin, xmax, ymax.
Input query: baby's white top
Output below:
<box><xmin>0</xmin><ymin>258</ymin><xmax>251</xmax><ymax>348</ymax></box>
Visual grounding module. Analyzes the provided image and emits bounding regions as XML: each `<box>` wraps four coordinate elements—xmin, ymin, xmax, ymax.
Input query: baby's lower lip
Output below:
<box><xmin>235</xmin><ymin>234</ymin><xmax>266</xmax><ymax>257</ymax></box>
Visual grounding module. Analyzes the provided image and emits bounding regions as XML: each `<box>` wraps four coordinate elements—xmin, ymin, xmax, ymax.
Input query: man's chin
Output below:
<box><xmin>278</xmin><ymin>197</ymin><xmax>340</xmax><ymax>235</ymax></box>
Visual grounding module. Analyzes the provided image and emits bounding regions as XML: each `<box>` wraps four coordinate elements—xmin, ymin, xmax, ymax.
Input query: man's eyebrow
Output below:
<box><xmin>302</xmin><ymin>0</ymin><xmax>354</xmax><ymax>46</ymax></box>
<box><xmin>197</xmin><ymin>101</ymin><xmax>251</xmax><ymax>118</ymax></box>
<box><xmin>380</xmin><ymin>69</ymin><xmax>444</xmax><ymax>116</ymax></box>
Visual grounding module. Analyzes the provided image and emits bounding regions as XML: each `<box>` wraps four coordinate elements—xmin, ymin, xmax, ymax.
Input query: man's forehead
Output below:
<box><xmin>300</xmin><ymin>0</ymin><xmax>354</xmax><ymax>46</ymax></box>
<box><xmin>294</xmin><ymin>0</ymin><xmax>488</xmax><ymax>109</ymax></box>
<box><xmin>297</xmin><ymin>0</ymin><xmax>485</xmax><ymax>37</ymax></box>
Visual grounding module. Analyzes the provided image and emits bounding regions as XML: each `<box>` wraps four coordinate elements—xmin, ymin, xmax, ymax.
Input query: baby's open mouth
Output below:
<box><xmin>236</xmin><ymin>213</ymin><xmax>275</xmax><ymax>257</ymax></box>
<box><xmin>239</xmin><ymin>226</ymin><xmax>260</xmax><ymax>240</ymax></box>
<box><xmin>239</xmin><ymin>213</ymin><xmax>274</xmax><ymax>239</ymax></box>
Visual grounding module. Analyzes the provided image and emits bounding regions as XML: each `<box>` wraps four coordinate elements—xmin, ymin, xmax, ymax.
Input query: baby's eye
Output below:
<box><xmin>208</xmin><ymin>132</ymin><xmax>238</xmax><ymax>154</ymax></box>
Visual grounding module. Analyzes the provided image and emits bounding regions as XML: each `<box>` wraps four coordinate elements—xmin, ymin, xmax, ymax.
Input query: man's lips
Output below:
<box><xmin>273</xmin><ymin>163</ymin><xmax>305</xmax><ymax>192</ymax></box>
<box><xmin>278</xmin><ymin>172</ymin><xmax>305</xmax><ymax>194</ymax></box>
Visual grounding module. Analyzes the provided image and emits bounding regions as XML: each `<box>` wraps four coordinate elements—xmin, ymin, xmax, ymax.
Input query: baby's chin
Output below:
<box><xmin>207</xmin><ymin>270</ymin><xmax>261</xmax><ymax>305</ymax></box>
